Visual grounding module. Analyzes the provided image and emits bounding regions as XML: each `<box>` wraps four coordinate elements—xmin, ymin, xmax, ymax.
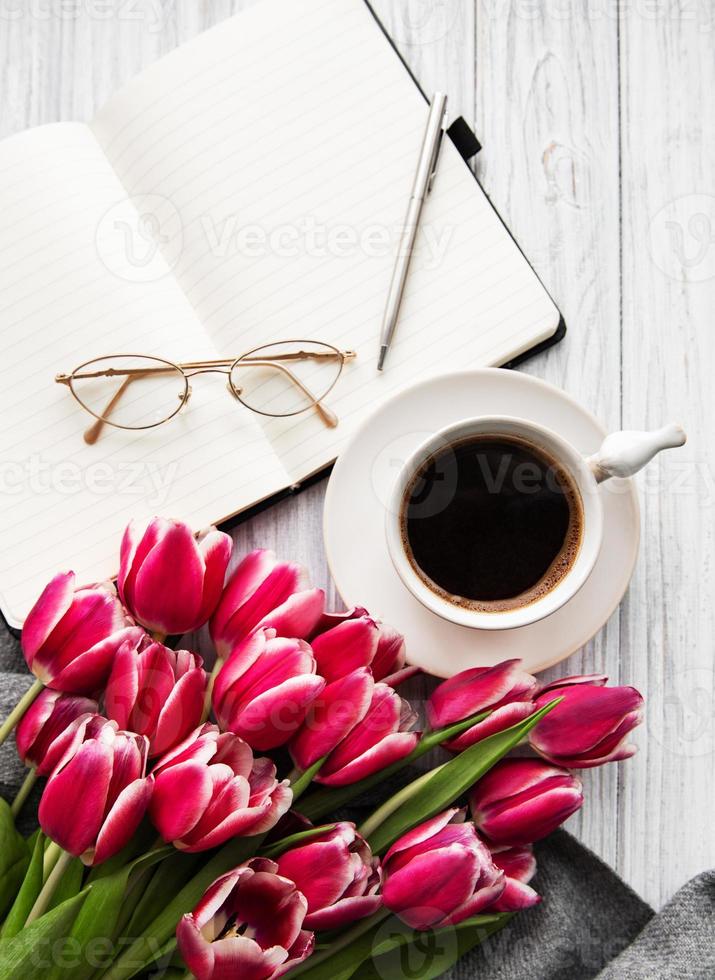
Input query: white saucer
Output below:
<box><xmin>323</xmin><ymin>369</ymin><xmax>640</xmax><ymax>677</ymax></box>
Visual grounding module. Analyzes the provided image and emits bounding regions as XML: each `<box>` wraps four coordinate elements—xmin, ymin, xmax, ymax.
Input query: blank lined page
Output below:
<box><xmin>0</xmin><ymin>124</ymin><xmax>286</xmax><ymax>626</ymax></box>
<box><xmin>91</xmin><ymin>0</ymin><xmax>560</xmax><ymax>483</ymax></box>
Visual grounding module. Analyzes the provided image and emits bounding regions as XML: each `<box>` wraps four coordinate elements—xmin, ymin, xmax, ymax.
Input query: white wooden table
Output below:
<box><xmin>2</xmin><ymin>0</ymin><xmax>712</xmax><ymax>910</ymax></box>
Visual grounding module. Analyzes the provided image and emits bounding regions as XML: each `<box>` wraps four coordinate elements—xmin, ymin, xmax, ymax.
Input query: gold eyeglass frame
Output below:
<box><xmin>55</xmin><ymin>341</ymin><xmax>356</xmax><ymax>445</ymax></box>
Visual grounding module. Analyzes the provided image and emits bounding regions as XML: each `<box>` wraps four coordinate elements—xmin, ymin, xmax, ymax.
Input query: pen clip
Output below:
<box><xmin>427</xmin><ymin>109</ymin><xmax>448</xmax><ymax>195</ymax></box>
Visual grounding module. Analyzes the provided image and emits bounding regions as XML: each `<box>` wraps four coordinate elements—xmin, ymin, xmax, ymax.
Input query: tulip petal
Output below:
<box><xmin>232</xmin><ymin>870</ymin><xmax>307</xmax><ymax>949</ymax></box>
<box><xmin>211</xmin><ymin>935</ymin><xmax>288</xmax><ymax>980</ymax></box>
<box><xmin>151</xmin><ymin>761</ymin><xmax>214</xmax><ymax>842</ymax></box>
<box><xmin>371</xmin><ymin>623</ymin><xmax>407</xmax><ymax>682</ymax></box>
<box><xmin>317</xmin><ymin>731</ymin><xmax>418</xmax><ymax>786</ymax></box>
<box><xmin>445</xmin><ymin>702</ymin><xmax>536</xmax><ymax>753</ymax></box>
<box><xmin>151</xmin><ymin>665</ymin><xmax>206</xmax><ymax>757</ymax></box>
<box><xmin>118</xmin><ymin>518</ymin><xmax>160</xmax><ymax>610</ymax></box>
<box><xmin>218</xmin><ymin>559</ymin><xmax>308</xmax><ymax>645</ymax></box>
<box><xmin>195</xmin><ymin>528</ymin><xmax>233</xmax><ymax>625</ymax></box>
<box><xmin>226</xmin><ymin>675</ymin><xmax>326</xmax><ymax>751</ymax></box>
<box><xmin>310</xmin><ymin>617</ymin><xmax>379</xmax><ymax>683</ymax></box>
<box><xmin>243</xmin><ymin>780</ymin><xmax>293</xmax><ymax>835</ymax></box>
<box><xmin>15</xmin><ymin>689</ymin><xmax>59</xmax><ymax>763</ymax></box>
<box><xmin>491</xmin><ymin>877</ymin><xmax>541</xmax><ymax>912</ymax></box>
<box><xmin>257</xmin><ymin>588</ymin><xmax>325</xmax><ymax>640</ymax></box>
<box><xmin>277</xmin><ymin>837</ymin><xmax>355</xmax><ymax>911</ymax></box>
<box><xmin>132</xmin><ymin>522</ymin><xmax>204</xmax><ymax>633</ymax></box>
<box><xmin>383</xmin><ymin>846</ymin><xmax>480</xmax><ymax>928</ymax></box>
<box><xmin>91</xmin><ymin>775</ymin><xmax>153</xmax><ymax>866</ymax></box>
<box><xmin>427</xmin><ymin>660</ymin><xmax>536</xmax><ymax>729</ymax></box>
<box><xmin>290</xmin><ymin>668</ymin><xmax>374</xmax><ymax>771</ymax></box>
<box><xmin>39</xmin><ymin>738</ymin><xmax>113</xmax><ymax>857</ymax></box>
<box><xmin>210</xmin><ymin>550</ymin><xmax>281</xmax><ymax>643</ymax></box>
<box><xmin>303</xmin><ymin>894</ymin><xmax>382</xmax><ymax>931</ymax></box>
<box><xmin>49</xmin><ymin>626</ymin><xmax>144</xmax><ymax>694</ymax></box>
<box><xmin>212</xmin><ymin>631</ymin><xmax>267</xmax><ymax>708</ymax></box>
<box><xmin>384</xmin><ymin>809</ymin><xmax>461</xmax><ymax>864</ymax></box>
<box><xmin>21</xmin><ymin>571</ymin><xmax>75</xmax><ymax>665</ymax></box>
<box><xmin>176</xmin><ymin>914</ymin><xmax>217</xmax><ymax>980</ymax></box>
<box><xmin>442</xmin><ymin>875</ymin><xmax>506</xmax><ymax>925</ymax></box>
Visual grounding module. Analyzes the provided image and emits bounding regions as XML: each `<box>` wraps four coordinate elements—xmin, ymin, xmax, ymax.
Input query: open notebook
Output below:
<box><xmin>0</xmin><ymin>0</ymin><xmax>561</xmax><ymax>629</ymax></box>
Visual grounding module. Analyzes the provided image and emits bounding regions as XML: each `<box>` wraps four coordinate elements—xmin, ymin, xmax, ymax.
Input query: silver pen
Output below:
<box><xmin>377</xmin><ymin>92</ymin><xmax>448</xmax><ymax>371</ymax></box>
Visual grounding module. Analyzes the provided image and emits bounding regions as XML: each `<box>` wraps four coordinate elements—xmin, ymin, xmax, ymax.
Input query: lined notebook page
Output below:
<box><xmin>91</xmin><ymin>0</ymin><xmax>560</xmax><ymax>485</ymax></box>
<box><xmin>0</xmin><ymin>125</ymin><xmax>287</xmax><ymax>627</ymax></box>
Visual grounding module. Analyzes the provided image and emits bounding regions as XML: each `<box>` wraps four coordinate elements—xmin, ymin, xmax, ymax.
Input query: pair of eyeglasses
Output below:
<box><xmin>55</xmin><ymin>341</ymin><xmax>356</xmax><ymax>444</ymax></box>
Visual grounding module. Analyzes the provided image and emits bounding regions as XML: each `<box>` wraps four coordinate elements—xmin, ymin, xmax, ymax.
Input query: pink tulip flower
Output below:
<box><xmin>104</xmin><ymin>633</ymin><xmax>207</xmax><ymax>757</ymax></box>
<box><xmin>177</xmin><ymin>858</ymin><xmax>314</xmax><ymax>980</ymax></box>
<box><xmin>149</xmin><ymin>724</ymin><xmax>292</xmax><ymax>852</ymax></box>
<box><xmin>469</xmin><ymin>758</ymin><xmax>584</xmax><ymax>845</ymax></box>
<box><xmin>427</xmin><ymin>660</ymin><xmax>538</xmax><ymax>748</ymax></box>
<box><xmin>382</xmin><ymin>809</ymin><xmax>505</xmax><ymax>929</ymax></box>
<box><xmin>118</xmin><ymin>517</ymin><xmax>232</xmax><ymax>636</ymax></box>
<box><xmin>210</xmin><ymin>549</ymin><xmax>324</xmax><ymax>658</ymax></box>
<box><xmin>38</xmin><ymin>716</ymin><xmax>153</xmax><ymax>866</ymax></box>
<box><xmin>21</xmin><ymin>571</ymin><xmax>140</xmax><ymax>694</ymax></box>
<box><xmin>487</xmin><ymin>843</ymin><xmax>541</xmax><ymax>912</ymax></box>
<box><xmin>16</xmin><ymin>688</ymin><xmax>97</xmax><ymax>776</ymax></box>
<box><xmin>308</xmin><ymin>610</ymin><xmax>417</xmax><ymax>687</ymax></box>
<box><xmin>276</xmin><ymin>823</ymin><xmax>382</xmax><ymax>930</ymax></box>
<box><xmin>529</xmin><ymin>679</ymin><xmax>644</xmax><ymax>768</ymax></box>
<box><xmin>296</xmin><ymin>680</ymin><xmax>419</xmax><ymax>787</ymax></box>
<box><xmin>212</xmin><ymin>630</ymin><xmax>325</xmax><ymax>751</ymax></box>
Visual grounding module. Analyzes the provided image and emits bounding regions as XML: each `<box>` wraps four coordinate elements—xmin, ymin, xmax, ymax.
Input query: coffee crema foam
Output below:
<box><xmin>400</xmin><ymin>434</ymin><xmax>584</xmax><ymax>613</ymax></box>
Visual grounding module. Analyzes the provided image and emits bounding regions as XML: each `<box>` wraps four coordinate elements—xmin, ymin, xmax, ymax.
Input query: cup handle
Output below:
<box><xmin>585</xmin><ymin>423</ymin><xmax>687</xmax><ymax>483</ymax></box>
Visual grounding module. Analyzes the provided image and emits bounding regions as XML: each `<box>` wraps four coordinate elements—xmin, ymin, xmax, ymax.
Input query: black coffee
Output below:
<box><xmin>401</xmin><ymin>435</ymin><xmax>582</xmax><ymax>612</ymax></box>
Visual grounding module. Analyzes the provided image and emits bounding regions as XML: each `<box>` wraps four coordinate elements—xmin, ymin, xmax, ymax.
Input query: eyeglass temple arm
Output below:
<box><xmin>239</xmin><ymin>359</ymin><xmax>338</xmax><ymax>428</ymax></box>
<box><xmin>83</xmin><ymin>375</ymin><xmax>134</xmax><ymax>445</ymax></box>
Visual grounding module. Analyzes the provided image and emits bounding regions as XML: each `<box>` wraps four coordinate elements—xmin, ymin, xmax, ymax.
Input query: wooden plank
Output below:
<box><xmin>474</xmin><ymin>0</ymin><xmax>626</xmax><ymax>887</ymax></box>
<box><xmin>618</xmin><ymin>1</ymin><xmax>715</xmax><ymax>908</ymax></box>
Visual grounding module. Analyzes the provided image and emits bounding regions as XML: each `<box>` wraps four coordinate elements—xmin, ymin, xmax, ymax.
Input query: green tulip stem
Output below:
<box><xmin>357</xmin><ymin>765</ymin><xmax>447</xmax><ymax>840</ymax></box>
<box><xmin>289</xmin><ymin>907</ymin><xmax>391</xmax><ymax>977</ymax></box>
<box><xmin>201</xmin><ymin>656</ymin><xmax>225</xmax><ymax>723</ymax></box>
<box><xmin>10</xmin><ymin>766</ymin><xmax>38</xmax><ymax>818</ymax></box>
<box><xmin>26</xmin><ymin>847</ymin><xmax>74</xmax><ymax>924</ymax></box>
<box><xmin>150</xmin><ymin>631</ymin><xmax>167</xmax><ymax>643</ymax></box>
<box><xmin>177</xmin><ymin>971</ymin><xmax>193</xmax><ymax>980</ymax></box>
<box><xmin>0</xmin><ymin>678</ymin><xmax>44</xmax><ymax>747</ymax></box>
<box><xmin>43</xmin><ymin>839</ymin><xmax>63</xmax><ymax>879</ymax></box>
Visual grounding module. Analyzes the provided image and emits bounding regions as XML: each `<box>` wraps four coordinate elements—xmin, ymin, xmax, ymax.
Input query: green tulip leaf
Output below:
<box><xmin>298</xmin><ymin>709</ymin><xmax>491</xmax><ymax>821</ymax></box>
<box><xmin>366</xmin><ymin>699</ymin><xmax>561</xmax><ymax>854</ymax></box>
<box><xmin>45</xmin><ymin>847</ymin><xmax>171</xmax><ymax>980</ymax></box>
<box><xmin>290</xmin><ymin>755</ymin><xmax>329</xmax><ymax>801</ymax></box>
<box><xmin>123</xmin><ymin>850</ymin><xmax>202</xmax><ymax>941</ymax></box>
<box><xmin>0</xmin><ymin>799</ymin><xmax>30</xmax><ymax>920</ymax></box>
<box><xmin>1</xmin><ymin>831</ymin><xmax>45</xmax><ymax>939</ymax></box>
<box><xmin>291</xmin><ymin>912</ymin><xmax>511</xmax><ymax>980</ymax></box>
<box><xmin>0</xmin><ymin>891</ymin><xmax>87</xmax><ymax>979</ymax></box>
<box><xmin>261</xmin><ymin>825</ymin><xmax>337</xmax><ymax>860</ymax></box>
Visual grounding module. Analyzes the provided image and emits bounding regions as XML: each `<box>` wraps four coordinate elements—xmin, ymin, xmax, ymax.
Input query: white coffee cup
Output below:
<box><xmin>385</xmin><ymin>415</ymin><xmax>685</xmax><ymax>631</ymax></box>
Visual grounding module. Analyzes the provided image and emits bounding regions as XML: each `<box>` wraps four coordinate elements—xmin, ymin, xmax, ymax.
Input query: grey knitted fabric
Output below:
<box><xmin>1</xmin><ymin>620</ymin><xmax>713</xmax><ymax>978</ymax></box>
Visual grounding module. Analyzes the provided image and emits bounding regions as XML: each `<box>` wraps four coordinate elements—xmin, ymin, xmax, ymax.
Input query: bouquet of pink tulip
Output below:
<box><xmin>0</xmin><ymin>517</ymin><xmax>644</xmax><ymax>980</ymax></box>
